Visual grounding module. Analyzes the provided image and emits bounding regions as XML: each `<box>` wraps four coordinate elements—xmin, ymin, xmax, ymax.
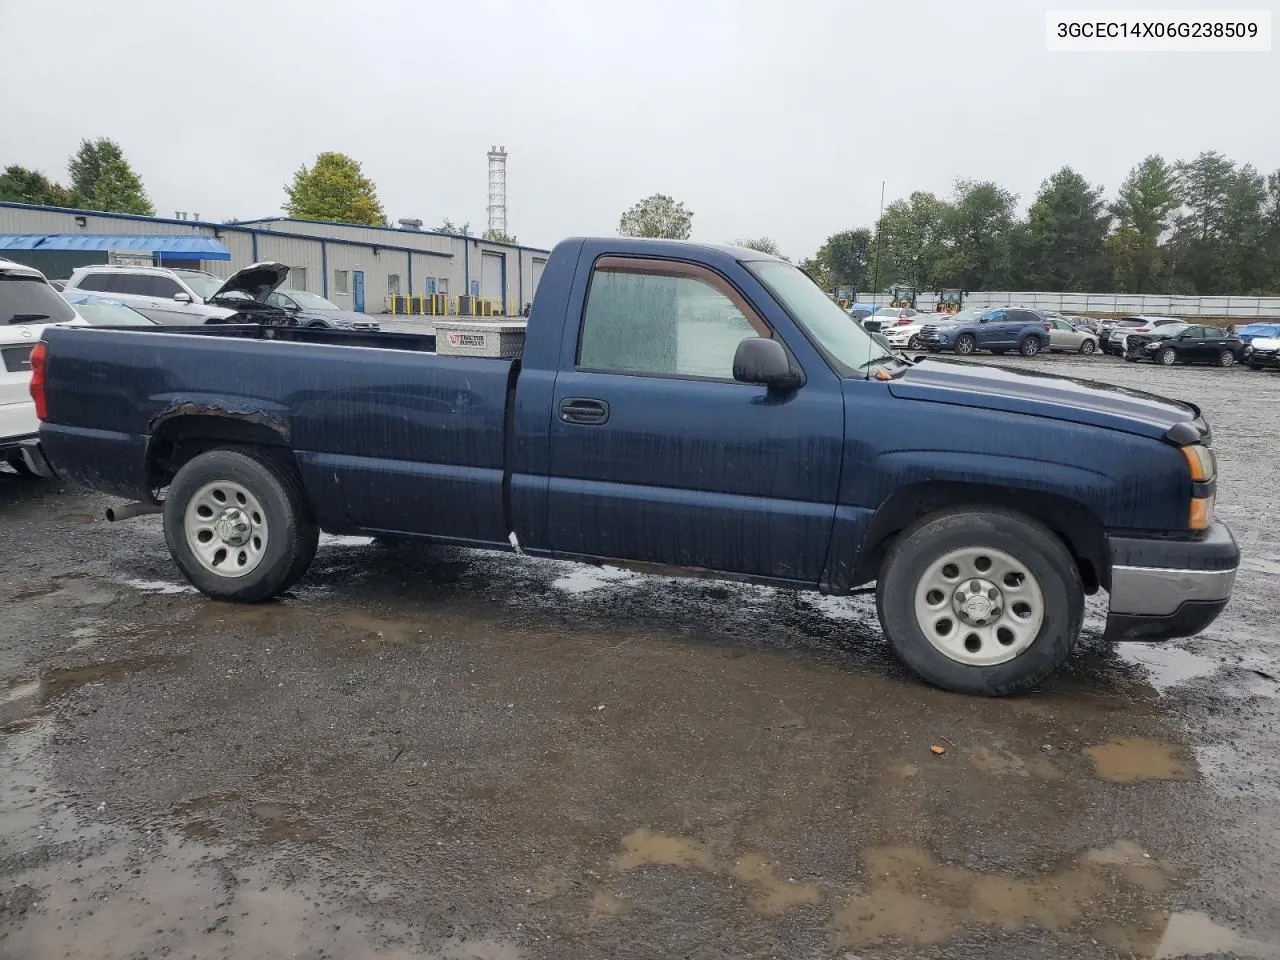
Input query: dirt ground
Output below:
<box><xmin>2</xmin><ymin>353</ymin><xmax>1279</xmax><ymax>960</ymax></box>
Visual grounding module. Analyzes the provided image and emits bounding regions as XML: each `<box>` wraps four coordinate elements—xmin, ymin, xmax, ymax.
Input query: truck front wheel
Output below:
<box><xmin>875</xmin><ymin>507</ymin><xmax>1083</xmax><ymax>696</ymax></box>
<box><xmin>163</xmin><ymin>448</ymin><xmax>319</xmax><ymax>602</ymax></box>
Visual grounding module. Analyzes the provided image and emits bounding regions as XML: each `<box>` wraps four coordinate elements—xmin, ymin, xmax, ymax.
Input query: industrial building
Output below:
<box><xmin>0</xmin><ymin>201</ymin><xmax>551</xmax><ymax>315</ymax></box>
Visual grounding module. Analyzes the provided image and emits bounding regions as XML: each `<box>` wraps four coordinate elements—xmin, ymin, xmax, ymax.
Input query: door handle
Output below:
<box><xmin>559</xmin><ymin>397</ymin><xmax>610</xmax><ymax>425</ymax></box>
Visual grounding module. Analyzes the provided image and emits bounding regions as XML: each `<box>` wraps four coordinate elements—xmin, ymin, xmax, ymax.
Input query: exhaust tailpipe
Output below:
<box><xmin>105</xmin><ymin>501</ymin><xmax>163</xmax><ymax>522</ymax></box>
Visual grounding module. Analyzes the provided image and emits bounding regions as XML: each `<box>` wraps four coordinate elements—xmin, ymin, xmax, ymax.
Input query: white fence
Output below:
<box><xmin>848</xmin><ymin>291</ymin><xmax>1280</xmax><ymax>319</ymax></box>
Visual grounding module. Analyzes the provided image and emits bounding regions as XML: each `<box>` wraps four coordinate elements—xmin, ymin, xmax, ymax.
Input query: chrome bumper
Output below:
<box><xmin>1104</xmin><ymin>522</ymin><xmax>1238</xmax><ymax>641</ymax></box>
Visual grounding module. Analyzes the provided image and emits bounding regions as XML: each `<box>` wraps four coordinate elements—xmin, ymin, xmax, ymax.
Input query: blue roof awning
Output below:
<box><xmin>0</xmin><ymin>234</ymin><xmax>231</xmax><ymax>260</ymax></box>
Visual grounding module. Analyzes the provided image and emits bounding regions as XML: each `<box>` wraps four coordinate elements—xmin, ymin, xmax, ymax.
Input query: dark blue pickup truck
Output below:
<box><xmin>27</xmin><ymin>238</ymin><xmax>1238</xmax><ymax>695</ymax></box>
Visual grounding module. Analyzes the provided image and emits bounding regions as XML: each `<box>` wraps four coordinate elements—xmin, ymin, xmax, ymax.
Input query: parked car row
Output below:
<box><xmin>850</xmin><ymin>303</ymin><xmax>1280</xmax><ymax>373</ymax></box>
<box><xmin>59</xmin><ymin>263</ymin><xmax>380</xmax><ymax>331</ymax></box>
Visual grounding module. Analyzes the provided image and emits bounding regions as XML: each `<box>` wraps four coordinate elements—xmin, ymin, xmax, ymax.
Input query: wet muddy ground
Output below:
<box><xmin>2</xmin><ymin>354</ymin><xmax>1279</xmax><ymax>959</ymax></box>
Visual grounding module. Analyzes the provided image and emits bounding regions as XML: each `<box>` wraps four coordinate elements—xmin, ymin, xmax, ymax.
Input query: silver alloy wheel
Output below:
<box><xmin>912</xmin><ymin>546</ymin><xmax>1045</xmax><ymax>666</ymax></box>
<box><xmin>183</xmin><ymin>480</ymin><xmax>270</xmax><ymax>578</ymax></box>
<box><xmin>909</xmin><ymin>334</ymin><xmax>922</xmax><ymax>349</ymax></box>
<box><xmin>1021</xmin><ymin>337</ymin><xmax>1041</xmax><ymax>356</ymax></box>
<box><xmin>955</xmin><ymin>336</ymin><xmax>975</xmax><ymax>355</ymax></box>
<box><xmin>1159</xmin><ymin>347</ymin><xmax>1177</xmax><ymax>365</ymax></box>
<box><xmin>1219</xmin><ymin>351</ymin><xmax>1236</xmax><ymax>367</ymax></box>
<box><xmin>1080</xmin><ymin>339</ymin><xmax>1096</xmax><ymax>354</ymax></box>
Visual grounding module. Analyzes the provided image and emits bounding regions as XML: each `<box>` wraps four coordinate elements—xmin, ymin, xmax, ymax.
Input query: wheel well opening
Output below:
<box><xmin>147</xmin><ymin>414</ymin><xmax>292</xmax><ymax>489</ymax></box>
<box><xmin>855</xmin><ymin>482</ymin><xmax>1107</xmax><ymax>594</ymax></box>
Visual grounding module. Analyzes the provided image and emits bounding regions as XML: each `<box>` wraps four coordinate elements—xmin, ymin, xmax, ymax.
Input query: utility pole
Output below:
<box><xmin>871</xmin><ymin>179</ymin><xmax>885</xmax><ymax>298</ymax></box>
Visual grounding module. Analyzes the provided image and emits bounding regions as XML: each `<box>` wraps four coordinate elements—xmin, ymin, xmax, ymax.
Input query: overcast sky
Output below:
<box><xmin>3</xmin><ymin>0</ymin><xmax>1277</xmax><ymax>258</ymax></box>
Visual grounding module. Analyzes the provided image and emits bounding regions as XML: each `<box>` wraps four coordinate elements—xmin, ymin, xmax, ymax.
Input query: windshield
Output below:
<box><xmin>287</xmin><ymin>291</ymin><xmax>340</xmax><ymax>310</ymax></box>
<box><xmin>943</xmin><ymin>308</ymin><xmax>984</xmax><ymax>324</ymax></box>
<box><xmin>872</xmin><ymin>307</ymin><xmax>900</xmax><ymax>317</ymax></box>
<box><xmin>748</xmin><ymin>262</ymin><xmax>894</xmax><ymax>377</ymax></box>
<box><xmin>67</xmin><ymin>298</ymin><xmax>154</xmax><ymax>326</ymax></box>
<box><xmin>173</xmin><ymin>272</ymin><xmax>224</xmax><ymax>300</ymax></box>
<box><xmin>0</xmin><ymin>272</ymin><xmax>77</xmax><ymax>324</ymax></box>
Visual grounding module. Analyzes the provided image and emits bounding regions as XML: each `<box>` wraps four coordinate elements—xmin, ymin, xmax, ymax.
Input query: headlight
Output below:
<box><xmin>1181</xmin><ymin>443</ymin><xmax>1216</xmax><ymax>482</ymax></box>
<box><xmin>1145</xmin><ymin>342</ymin><xmax>1159</xmax><ymax>351</ymax></box>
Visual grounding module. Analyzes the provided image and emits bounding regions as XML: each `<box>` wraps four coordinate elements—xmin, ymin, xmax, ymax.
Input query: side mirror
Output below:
<box><xmin>733</xmin><ymin>337</ymin><xmax>801</xmax><ymax>390</ymax></box>
<box><xmin>173</xmin><ymin>292</ymin><xmax>193</xmax><ymax>303</ymax></box>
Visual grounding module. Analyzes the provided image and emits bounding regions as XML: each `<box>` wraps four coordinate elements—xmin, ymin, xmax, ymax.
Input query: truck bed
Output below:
<box><xmin>38</xmin><ymin>323</ymin><xmax>518</xmax><ymax>546</ymax></box>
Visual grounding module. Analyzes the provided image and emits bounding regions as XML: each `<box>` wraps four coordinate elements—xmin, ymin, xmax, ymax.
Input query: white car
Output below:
<box><xmin>1</xmin><ymin>259</ymin><xmax>86</xmax><ymax>475</ymax></box>
<box><xmin>885</xmin><ymin>313</ymin><xmax>942</xmax><ymax>350</ymax></box>
<box><xmin>1245</xmin><ymin>335</ymin><xmax>1280</xmax><ymax>371</ymax></box>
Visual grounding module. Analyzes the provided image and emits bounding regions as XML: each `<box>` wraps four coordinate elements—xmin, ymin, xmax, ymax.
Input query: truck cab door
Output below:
<box><xmin>545</xmin><ymin>254</ymin><xmax>843</xmax><ymax>585</ymax></box>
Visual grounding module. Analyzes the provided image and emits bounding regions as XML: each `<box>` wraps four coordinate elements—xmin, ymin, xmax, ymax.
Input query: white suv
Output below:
<box><xmin>1</xmin><ymin>259</ymin><xmax>86</xmax><ymax>474</ymax></box>
<box><xmin>63</xmin><ymin>262</ymin><xmax>290</xmax><ymax>326</ymax></box>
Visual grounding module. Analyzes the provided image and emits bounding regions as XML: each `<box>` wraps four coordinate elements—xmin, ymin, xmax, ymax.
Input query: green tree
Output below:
<box><xmin>1165</xmin><ymin>153</ymin><xmax>1261</xmax><ymax>294</ymax></box>
<box><xmin>284</xmin><ymin>152</ymin><xmax>387</xmax><ymax>226</ymax></box>
<box><xmin>1264</xmin><ymin>169</ymin><xmax>1280</xmax><ymax>290</ymax></box>
<box><xmin>938</xmin><ymin>179</ymin><xmax>1018</xmax><ymax>289</ymax></box>
<box><xmin>67</xmin><ymin>138</ymin><xmax>153</xmax><ymax>215</ymax></box>
<box><xmin>1023</xmin><ymin>167</ymin><xmax>1110</xmax><ymax>290</ymax></box>
<box><xmin>436</xmin><ymin>219</ymin><xmax>473</xmax><ymax>236</ymax></box>
<box><xmin>0</xmin><ymin>165</ymin><xmax>74</xmax><ymax>206</ymax></box>
<box><xmin>1107</xmin><ymin>155</ymin><xmax>1178</xmax><ymax>292</ymax></box>
<box><xmin>799</xmin><ymin>255</ymin><xmax>831</xmax><ymax>292</ymax></box>
<box><xmin>731</xmin><ymin>236</ymin><xmax>788</xmax><ymax>260</ymax></box>
<box><xmin>816</xmin><ymin>228</ymin><xmax>873</xmax><ymax>291</ymax></box>
<box><xmin>618</xmin><ymin>193</ymin><xmax>693</xmax><ymax>239</ymax></box>
<box><xmin>872</xmin><ymin>192</ymin><xmax>950</xmax><ymax>292</ymax></box>
<box><xmin>483</xmin><ymin>228</ymin><xmax>517</xmax><ymax>243</ymax></box>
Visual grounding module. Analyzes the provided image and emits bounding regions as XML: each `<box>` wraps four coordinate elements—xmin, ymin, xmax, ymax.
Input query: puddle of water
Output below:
<box><xmin>1116</xmin><ymin>642</ymin><xmax>1219</xmax><ymax>694</ymax></box>
<box><xmin>612</xmin><ymin>828</ymin><xmax>715</xmax><ymax>871</ymax></box>
<box><xmin>610</xmin><ymin>830</ymin><xmax>819</xmax><ymax>919</ymax></box>
<box><xmin>8</xmin><ymin>582</ymin><xmax>64</xmax><ymax>601</ymax></box>
<box><xmin>251</xmin><ymin>801</ymin><xmax>326</xmax><ymax>844</ymax></box>
<box><xmin>1083</xmin><ymin>738</ymin><xmax>1194</xmax><ymax>782</ymax></box>
<box><xmin>120</xmin><ymin>578</ymin><xmax>197</xmax><ymax>595</ymax></box>
<box><xmin>1</xmin><ymin>679</ymin><xmax>41</xmax><ymax>705</ymax></box>
<box><xmin>590</xmin><ymin>889</ymin><xmax>626</xmax><ymax>917</ymax></box>
<box><xmin>731</xmin><ymin>854</ymin><xmax>821</xmax><ymax>915</ymax></box>
<box><xmin>1154</xmin><ymin>910</ymin><xmax>1280</xmax><ymax>959</ymax></box>
<box><xmin>549</xmin><ymin>565</ymin><xmax>638</xmax><ymax>596</ymax></box>
<box><xmin>830</xmin><ymin>840</ymin><xmax>1173</xmax><ymax>953</ymax></box>
<box><xmin>194</xmin><ymin>601</ymin><xmax>422</xmax><ymax>645</ymax></box>
<box><xmin>965</xmin><ymin>745</ymin><xmax>1063</xmax><ymax>780</ymax></box>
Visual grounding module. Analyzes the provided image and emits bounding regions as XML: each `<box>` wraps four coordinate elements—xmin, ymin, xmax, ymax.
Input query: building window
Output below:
<box><xmin>291</xmin><ymin>267</ymin><xmax>307</xmax><ymax>292</ymax></box>
<box><xmin>387</xmin><ymin>274</ymin><xmax>401</xmax><ymax>297</ymax></box>
<box><xmin>437</xmin><ymin>278</ymin><xmax>449</xmax><ymax>296</ymax></box>
<box><xmin>334</xmin><ymin>270</ymin><xmax>349</xmax><ymax>294</ymax></box>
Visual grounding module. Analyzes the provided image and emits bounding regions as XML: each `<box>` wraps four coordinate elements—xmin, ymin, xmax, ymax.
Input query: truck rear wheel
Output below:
<box><xmin>163</xmin><ymin>449</ymin><xmax>318</xmax><ymax>602</ymax></box>
<box><xmin>875</xmin><ymin>507</ymin><xmax>1083</xmax><ymax>696</ymax></box>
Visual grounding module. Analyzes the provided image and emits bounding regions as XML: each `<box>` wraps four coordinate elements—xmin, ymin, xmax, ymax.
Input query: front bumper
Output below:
<box><xmin>1245</xmin><ymin>347</ymin><xmax>1280</xmax><ymax>369</ymax></box>
<box><xmin>1103</xmin><ymin>521</ymin><xmax>1238</xmax><ymax>641</ymax></box>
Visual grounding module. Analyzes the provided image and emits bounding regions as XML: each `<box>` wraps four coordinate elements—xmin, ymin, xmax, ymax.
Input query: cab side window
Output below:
<box><xmin>578</xmin><ymin>258</ymin><xmax>770</xmax><ymax>381</ymax></box>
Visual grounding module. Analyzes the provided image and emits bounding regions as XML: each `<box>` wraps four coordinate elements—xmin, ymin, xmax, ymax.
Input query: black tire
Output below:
<box><xmin>908</xmin><ymin>334</ymin><xmax>922</xmax><ymax>350</ymax></box>
<box><xmin>163</xmin><ymin>448</ymin><xmax>319</xmax><ymax>602</ymax></box>
<box><xmin>1079</xmin><ymin>339</ymin><xmax>1096</xmax><ymax>355</ymax></box>
<box><xmin>5</xmin><ymin>452</ymin><xmax>37</xmax><ymax>478</ymax></box>
<box><xmin>1018</xmin><ymin>336</ymin><xmax>1042</xmax><ymax>357</ymax></box>
<box><xmin>954</xmin><ymin>334</ymin><xmax>976</xmax><ymax>356</ymax></box>
<box><xmin>875</xmin><ymin>507</ymin><xmax>1084</xmax><ymax>696</ymax></box>
<box><xmin>1158</xmin><ymin>347</ymin><xmax>1177</xmax><ymax>366</ymax></box>
<box><xmin>1218</xmin><ymin>350</ymin><xmax>1237</xmax><ymax>368</ymax></box>
<box><xmin>1248</xmin><ymin>360</ymin><xmax>1262</xmax><ymax>370</ymax></box>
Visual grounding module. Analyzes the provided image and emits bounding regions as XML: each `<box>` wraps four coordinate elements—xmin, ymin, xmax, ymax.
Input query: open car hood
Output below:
<box><xmin>211</xmin><ymin>262</ymin><xmax>290</xmax><ymax>302</ymax></box>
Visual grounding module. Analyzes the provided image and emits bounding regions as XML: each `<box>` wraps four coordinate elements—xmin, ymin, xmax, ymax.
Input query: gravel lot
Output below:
<box><xmin>2</xmin><ymin>353</ymin><xmax>1278</xmax><ymax>960</ymax></box>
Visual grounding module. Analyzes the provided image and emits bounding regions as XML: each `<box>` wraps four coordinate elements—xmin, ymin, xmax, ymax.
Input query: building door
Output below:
<box><xmin>531</xmin><ymin>258</ymin><xmax>546</xmax><ymax>299</ymax></box>
<box><xmin>352</xmin><ymin>270</ymin><xmax>365</xmax><ymax>313</ymax></box>
<box><xmin>480</xmin><ymin>252</ymin><xmax>504</xmax><ymax>308</ymax></box>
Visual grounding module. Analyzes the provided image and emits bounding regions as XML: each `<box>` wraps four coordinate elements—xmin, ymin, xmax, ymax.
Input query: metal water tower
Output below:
<box><xmin>487</xmin><ymin>146</ymin><xmax>507</xmax><ymax>236</ymax></box>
